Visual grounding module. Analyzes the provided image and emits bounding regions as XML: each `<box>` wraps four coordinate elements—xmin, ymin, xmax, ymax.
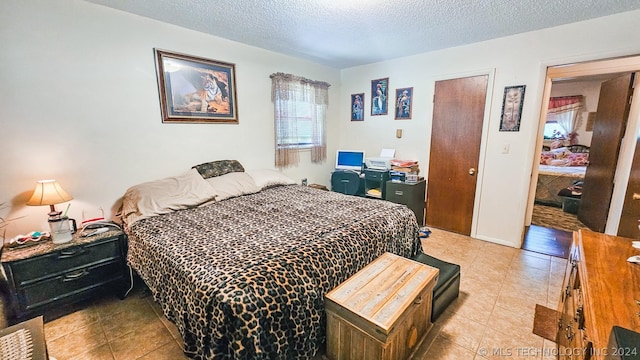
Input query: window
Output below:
<box><xmin>270</xmin><ymin>73</ymin><xmax>330</xmax><ymax>167</ymax></box>
<box><xmin>543</xmin><ymin>120</ymin><xmax>566</xmax><ymax>139</ymax></box>
<box><xmin>274</xmin><ymin>89</ymin><xmax>325</xmax><ymax>147</ymax></box>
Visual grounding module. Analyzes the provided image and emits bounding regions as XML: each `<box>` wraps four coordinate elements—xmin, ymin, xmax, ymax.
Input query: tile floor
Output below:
<box><xmin>43</xmin><ymin>228</ymin><xmax>566</xmax><ymax>359</ymax></box>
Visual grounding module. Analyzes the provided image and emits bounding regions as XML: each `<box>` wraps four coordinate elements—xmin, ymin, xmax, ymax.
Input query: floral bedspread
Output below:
<box><xmin>126</xmin><ymin>185</ymin><xmax>421</xmax><ymax>359</ymax></box>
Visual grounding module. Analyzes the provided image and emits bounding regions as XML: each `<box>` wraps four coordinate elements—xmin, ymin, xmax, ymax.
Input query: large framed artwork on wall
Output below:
<box><xmin>371</xmin><ymin>77</ymin><xmax>389</xmax><ymax>116</ymax></box>
<box><xmin>154</xmin><ymin>49</ymin><xmax>238</xmax><ymax>124</ymax></box>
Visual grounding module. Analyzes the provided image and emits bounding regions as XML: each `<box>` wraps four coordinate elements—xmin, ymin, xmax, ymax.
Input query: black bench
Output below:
<box><xmin>412</xmin><ymin>252</ymin><xmax>461</xmax><ymax>322</ymax></box>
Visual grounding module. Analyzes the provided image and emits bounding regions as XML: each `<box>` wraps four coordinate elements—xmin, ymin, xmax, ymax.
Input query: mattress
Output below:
<box><xmin>125</xmin><ymin>185</ymin><xmax>421</xmax><ymax>359</ymax></box>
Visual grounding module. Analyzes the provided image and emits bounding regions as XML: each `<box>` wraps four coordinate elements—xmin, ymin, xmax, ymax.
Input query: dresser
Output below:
<box><xmin>556</xmin><ymin>229</ymin><xmax>640</xmax><ymax>359</ymax></box>
<box><xmin>1</xmin><ymin>229</ymin><xmax>128</xmax><ymax>320</ymax></box>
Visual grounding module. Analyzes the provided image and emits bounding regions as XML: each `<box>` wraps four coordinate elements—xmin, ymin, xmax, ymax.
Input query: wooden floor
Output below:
<box><xmin>522</xmin><ymin>225</ymin><xmax>572</xmax><ymax>259</ymax></box>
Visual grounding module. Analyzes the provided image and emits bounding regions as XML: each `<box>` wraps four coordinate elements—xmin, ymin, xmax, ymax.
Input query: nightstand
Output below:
<box><xmin>1</xmin><ymin>228</ymin><xmax>129</xmax><ymax>321</ymax></box>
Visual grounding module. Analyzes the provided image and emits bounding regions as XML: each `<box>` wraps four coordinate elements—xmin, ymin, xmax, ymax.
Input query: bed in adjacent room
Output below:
<box><xmin>119</xmin><ymin>161</ymin><xmax>421</xmax><ymax>359</ymax></box>
<box><xmin>535</xmin><ymin>146</ymin><xmax>588</xmax><ymax>207</ymax></box>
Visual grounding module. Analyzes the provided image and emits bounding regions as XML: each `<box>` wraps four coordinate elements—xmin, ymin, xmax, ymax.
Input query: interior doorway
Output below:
<box><xmin>525</xmin><ymin>55</ymin><xmax>640</xmax><ymax>253</ymax></box>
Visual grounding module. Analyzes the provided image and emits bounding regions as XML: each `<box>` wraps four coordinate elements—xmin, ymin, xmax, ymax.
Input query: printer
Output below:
<box><xmin>365</xmin><ymin>148</ymin><xmax>395</xmax><ymax>170</ymax></box>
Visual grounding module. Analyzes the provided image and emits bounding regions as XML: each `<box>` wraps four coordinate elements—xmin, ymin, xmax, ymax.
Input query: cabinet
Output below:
<box><xmin>385</xmin><ymin>180</ymin><xmax>426</xmax><ymax>226</ymax></box>
<box><xmin>363</xmin><ymin>169</ymin><xmax>390</xmax><ymax>199</ymax></box>
<box><xmin>556</xmin><ymin>229</ymin><xmax>640</xmax><ymax>360</ymax></box>
<box><xmin>1</xmin><ymin>229</ymin><xmax>128</xmax><ymax>320</ymax></box>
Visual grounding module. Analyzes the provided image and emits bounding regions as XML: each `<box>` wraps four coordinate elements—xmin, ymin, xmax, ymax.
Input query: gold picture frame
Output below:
<box><xmin>155</xmin><ymin>49</ymin><xmax>238</xmax><ymax>124</ymax></box>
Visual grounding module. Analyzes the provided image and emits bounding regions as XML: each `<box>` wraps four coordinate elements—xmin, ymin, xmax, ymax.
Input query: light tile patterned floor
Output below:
<box><xmin>43</xmin><ymin>228</ymin><xmax>566</xmax><ymax>359</ymax></box>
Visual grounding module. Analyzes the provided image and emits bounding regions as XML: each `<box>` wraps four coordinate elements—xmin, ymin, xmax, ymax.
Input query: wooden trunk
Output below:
<box><xmin>325</xmin><ymin>252</ymin><xmax>439</xmax><ymax>360</ymax></box>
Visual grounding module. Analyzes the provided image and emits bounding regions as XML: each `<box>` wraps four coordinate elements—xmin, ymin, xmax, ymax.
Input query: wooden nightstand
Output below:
<box><xmin>1</xmin><ymin>228</ymin><xmax>129</xmax><ymax>321</ymax></box>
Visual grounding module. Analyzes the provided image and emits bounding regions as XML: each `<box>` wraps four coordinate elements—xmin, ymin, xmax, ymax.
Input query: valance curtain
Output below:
<box><xmin>547</xmin><ymin>95</ymin><xmax>583</xmax><ymax>144</ymax></box>
<box><xmin>270</xmin><ymin>73</ymin><xmax>330</xmax><ymax>168</ymax></box>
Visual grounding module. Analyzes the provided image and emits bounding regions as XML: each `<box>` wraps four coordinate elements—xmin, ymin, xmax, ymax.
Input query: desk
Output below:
<box><xmin>0</xmin><ymin>316</ymin><xmax>48</xmax><ymax>359</ymax></box>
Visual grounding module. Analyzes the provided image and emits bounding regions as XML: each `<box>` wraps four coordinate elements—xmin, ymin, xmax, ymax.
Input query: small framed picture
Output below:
<box><xmin>394</xmin><ymin>87</ymin><xmax>413</xmax><ymax>120</ymax></box>
<box><xmin>154</xmin><ymin>49</ymin><xmax>238</xmax><ymax>124</ymax></box>
<box><xmin>499</xmin><ymin>85</ymin><xmax>526</xmax><ymax>131</ymax></box>
<box><xmin>351</xmin><ymin>93</ymin><xmax>365</xmax><ymax>121</ymax></box>
<box><xmin>371</xmin><ymin>77</ymin><xmax>389</xmax><ymax>116</ymax></box>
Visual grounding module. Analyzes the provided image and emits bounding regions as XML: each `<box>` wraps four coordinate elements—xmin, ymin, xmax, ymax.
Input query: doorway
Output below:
<box><xmin>525</xmin><ymin>55</ymin><xmax>640</xmax><ymax>252</ymax></box>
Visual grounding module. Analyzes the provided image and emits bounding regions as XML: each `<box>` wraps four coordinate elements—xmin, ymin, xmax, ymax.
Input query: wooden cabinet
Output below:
<box><xmin>556</xmin><ymin>229</ymin><xmax>640</xmax><ymax>359</ymax></box>
<box><xmin>385</xmin><ymin>180</ymin><xmax>426</xmax><ymax>226</ymax></box>
<box><xmin>1</xmin><ymin>229</ymin><xmax>128</xmax><ymax>320</ymax></box>
<box><xmin>325</xmin><ymin>252</ymin><xmax>438</xmax><ymax>360</ymax></box>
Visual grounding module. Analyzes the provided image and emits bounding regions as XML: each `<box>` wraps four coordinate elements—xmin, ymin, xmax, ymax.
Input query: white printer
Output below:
<box><xmin>365</xmin><ymin>149</ymin><xmax>395</xmax><ymax>170</ymax></box>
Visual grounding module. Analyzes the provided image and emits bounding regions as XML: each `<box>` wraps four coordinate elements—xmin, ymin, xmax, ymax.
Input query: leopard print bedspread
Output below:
<box><xmin>126</xmin><ymin>185</ymin><xmax>421</xmax><ymax>359</ymax></box>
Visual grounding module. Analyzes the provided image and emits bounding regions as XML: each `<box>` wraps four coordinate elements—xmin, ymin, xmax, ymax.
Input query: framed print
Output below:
<box><xmin>394</xmin><ymin>87</ymin><xmax>413</xmax><ymax>120</ymax></box>
<box><xmin>371</xmin><ymin>77</ymin><xmax>388</xmax><ymax>115</ymax></box>
<box><xmin>351</xmin><ymin>93</ymin><xmax>365</xmax><ymax>121</ymax></box>
<box><xmin>499</xmin><ymin>85</ymin><xmax>525</xmax><ymax>131</ymax></box>
<box><xmin>154</xmin><ymin>49</ymin><xmax>238</xmax><ymax>123</ymax></box>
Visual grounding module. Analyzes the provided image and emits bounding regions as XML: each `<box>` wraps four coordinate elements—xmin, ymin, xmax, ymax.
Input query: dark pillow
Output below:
<box><xmin>192</xmin><ymin>160</ymin><xmax>245</xmax><ymax>179</ymax></box>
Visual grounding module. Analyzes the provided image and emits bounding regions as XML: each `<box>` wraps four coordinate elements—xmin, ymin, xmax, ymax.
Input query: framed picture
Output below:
<box><xmin>351</xmin><ymin>93</ymin><xmax>365</xmax><ymax>121</ymax></box>
<box><xmin>499</xmin><ymin>85</ymin><xmax>526</xmax><ymax>131</ymax></box>
<box><xmin>371</xmin><ymin>77</ymin><xmax>389</xmax><ymax>116</ymax></box>
<box><xmin>394</xmin><ymin>87</ymin><xmax>413</xmax><ymax>120</ymax></box>
<box><xmin>154</xmin><ymin>49</ymin><xmax>238</xmax><ymax>123</ymax></box>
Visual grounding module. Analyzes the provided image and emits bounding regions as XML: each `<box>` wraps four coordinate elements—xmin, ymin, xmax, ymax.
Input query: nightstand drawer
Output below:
<box><xmin>18</xmin><ymin>260</ymin><xmax>123</xmax><ymax>311</ymax></box>
<box><xmin>9</xmin><ymin>236</ymin><xmax>122</xmax><ymax>287</ymax></box>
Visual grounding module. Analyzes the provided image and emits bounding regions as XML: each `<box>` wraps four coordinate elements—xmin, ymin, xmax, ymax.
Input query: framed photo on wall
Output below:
<box><xmin>154</xmin><ymin>49</ymin><xmax>238</xmax><ymax>124</ymax></box>
<box><xmin>394</xmin><ymin>87</ymin><xmax>413</xmax><ymax>120</ymax></box>
<box><xmin>351</xmin><ymin>93</ymin><xmax>365</xmax><ymax>121</ymax></box>
<box><xmin>499</xmin><ymin>85</ymin><xmax>526</xmax><ymax>131</ymax></box>
<box><xmin>371</xmin><ymin>77</ymin><xmax>389</xmax><ymax>116</ymax></box>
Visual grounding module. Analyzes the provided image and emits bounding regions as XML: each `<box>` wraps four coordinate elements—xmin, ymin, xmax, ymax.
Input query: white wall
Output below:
<box><xmin>339</xmin><ymin>10</ymin><xmax>640</xmax><ymax>247</ymax></box>
<box><xmin>0</xmin><ymin>0</ymin><xmax>340</xmax><ymax>237</ymax></box>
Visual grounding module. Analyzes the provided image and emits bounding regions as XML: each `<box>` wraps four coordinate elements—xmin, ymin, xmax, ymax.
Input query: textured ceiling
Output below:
<box><xmin>84</xmin><ymin>0</ymin><xmax>640</xmax><ymax>69</ymax></box>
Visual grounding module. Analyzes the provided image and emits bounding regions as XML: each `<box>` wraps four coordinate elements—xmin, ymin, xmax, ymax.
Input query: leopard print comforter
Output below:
<box><xmin>126</xmin><ymin>185</ymin><xmax>421</xmax><ymax>359</ymax></box>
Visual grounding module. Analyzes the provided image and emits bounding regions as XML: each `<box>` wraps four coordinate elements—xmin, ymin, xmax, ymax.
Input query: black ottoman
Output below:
<box><xmin>412</xmin><ymin>252</ymin><xmax>461</xmax><ymax>322</ymax></box>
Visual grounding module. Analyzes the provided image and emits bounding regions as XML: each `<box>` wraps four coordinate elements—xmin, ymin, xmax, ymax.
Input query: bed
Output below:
<box><xmin>535</xmin><ymin>146</ymin><xmax>589</xmax><ymax>207</ymax></box>
<box><xmin>120</xmin><ymin>163</ymin><xmax>421</xmax><ymax>359</ymax></box>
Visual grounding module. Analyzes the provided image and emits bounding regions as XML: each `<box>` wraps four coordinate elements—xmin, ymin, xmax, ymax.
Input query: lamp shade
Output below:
<box><xmin>26</xmin><ymin>180</ymin><xmax>73</xmax><ymax>207</ymax></box>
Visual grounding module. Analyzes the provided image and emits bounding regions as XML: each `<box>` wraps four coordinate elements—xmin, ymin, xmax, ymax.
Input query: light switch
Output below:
<box><xmin>502</xmin><ymin>143</ymin><xmax>510</xmax><ymax>154</ymax></box>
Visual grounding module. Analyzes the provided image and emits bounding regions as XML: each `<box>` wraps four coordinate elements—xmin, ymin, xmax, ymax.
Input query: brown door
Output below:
<box><xmin>578</xmin><ymin>73</ymin><xmax>634</xmax><ymax>232</ymax></box>
<box><xmin>619</xmin><ymin>135</ymin><xmax>640</xmax><ymax>238</ymax></box>
<box><xmin>426</xmin><ymin>75</ymin><xmax>488</xmax><ymax>235</ymax></box>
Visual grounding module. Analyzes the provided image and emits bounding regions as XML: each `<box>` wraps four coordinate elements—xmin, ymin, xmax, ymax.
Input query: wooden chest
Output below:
<box><xmin>325</xmin><ymin>252</ymin><xmax>439</xmax><ymax>360</ymax></box>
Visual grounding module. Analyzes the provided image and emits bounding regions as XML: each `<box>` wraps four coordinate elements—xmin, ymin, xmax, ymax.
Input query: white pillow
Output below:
<box><xmin>121</xmin><ymin>168</ymin><xmax>217</xmax><ymax>226</ymax></box>
<box><xmin>206</xmin><ymin>172</ymin><xmax>260</xmax><ymax>201</ymax></box>
<box><xmin>246</xmin><ymin>169</ymin><xmax>296</xmax><ymax>190</ymax></box>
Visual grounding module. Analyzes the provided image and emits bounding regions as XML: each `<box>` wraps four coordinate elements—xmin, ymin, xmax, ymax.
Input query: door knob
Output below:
<box><xmin>468</xmin><ymin>168</ymin><xmax>476</xmax><ymax>175</ymax></box>
<box><xmin>633</xmin><ymin>193</ymin><xmax>640</xmax><ymax>200</ymax></box>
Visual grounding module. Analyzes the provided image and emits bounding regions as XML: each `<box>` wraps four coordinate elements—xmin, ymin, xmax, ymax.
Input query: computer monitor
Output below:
<box><xmin>335</xmin><ymin>150</ymin><xmax>365</xmax><ymax>172</ymax></box>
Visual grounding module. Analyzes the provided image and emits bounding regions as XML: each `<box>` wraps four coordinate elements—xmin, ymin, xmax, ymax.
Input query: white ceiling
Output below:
<box><xmin>84</xmin><ymin>0</ymin><xmax>640</xmax><ymax>69</ymax></box>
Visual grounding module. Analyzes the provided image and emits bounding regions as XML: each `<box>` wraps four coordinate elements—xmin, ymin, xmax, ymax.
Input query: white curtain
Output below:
<box><xmin>270</xmin><ymin>73</ymin><xmax>329</xmax><ymax>168</ymax></box>
<box><xmin>547</xmin><ymin>96</ymin><xmax>583</xmax><ymax>145</ymax></box>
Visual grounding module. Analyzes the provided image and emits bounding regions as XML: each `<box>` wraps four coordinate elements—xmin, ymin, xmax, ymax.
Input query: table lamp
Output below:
<box><xmin>26</xmin><ymin>180</ymin><xmax>73</xmax><ymax>217</ymax></box>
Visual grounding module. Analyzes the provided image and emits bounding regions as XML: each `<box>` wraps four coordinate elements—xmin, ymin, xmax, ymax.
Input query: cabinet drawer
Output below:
<box><xmin>364</xmin><ymin>171</ymin><xmax>387</xmax><ymax>181</ymax></box>
<box><xmin>9</xmin><ymin>236</ymin><xmax>122</xmax><ymax>287</ymax></box>
<box><xmin>18</xmin><ymin>260</ymin><xmax>123</xmax><ymax>311</ymax></box>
